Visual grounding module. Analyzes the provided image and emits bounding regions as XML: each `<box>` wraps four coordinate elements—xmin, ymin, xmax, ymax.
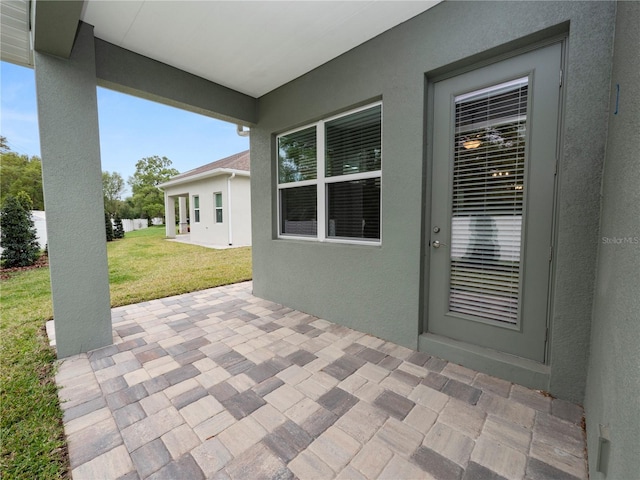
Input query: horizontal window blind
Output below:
<box><xmin>327</xmin><ymin>178</ymin><xmax>381</xmax><ymax>240</ymax></box>
<box><xmin>278</xmin><ymin>126</ymin><xmax>317</xmax><ymax>183</ymax></box>
<box><xmin>449</xmin><ymin>77</ymin><xmax>528</xmax><ymax>325</ymax></box>
<box><xmin>280</xmin><ymin>185</ymin><xmax>317</xmax><ymax>236</ymax></box>
<box><xmin>326</xmin><ymin>106</ymin><xmax>382</xmax><ymax>177</ymax></box>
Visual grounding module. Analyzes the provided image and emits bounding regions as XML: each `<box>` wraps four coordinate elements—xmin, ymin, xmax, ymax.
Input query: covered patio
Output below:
<box><xmin>165</xmin><ymin>234</ymin><xmax>249</xmax><ymax>250</ymax></box>
<box><xmin>2</xmin><ymin>0</ymin><xmax>637</xmax><ymax>477</ymax></box>
<box><xmin>53</xmin><ymin>282</ymin><xmax>586</xmax><ymax>479</ymax></box>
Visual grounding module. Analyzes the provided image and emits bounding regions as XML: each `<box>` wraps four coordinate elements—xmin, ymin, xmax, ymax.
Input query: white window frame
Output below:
<box><xmin>193</xmin><ymin>195</ymin><xmax>200</xmax><ymax>223</ymax></box>
<box><xmin>214</xmin><ymin>192</ymin><xmax>223</xmax><ymax>223</ymax></box>
<box><xmin>277</xmin><ymin>102</ymin><xmax>382</xmax><ymax>246</ymax></box>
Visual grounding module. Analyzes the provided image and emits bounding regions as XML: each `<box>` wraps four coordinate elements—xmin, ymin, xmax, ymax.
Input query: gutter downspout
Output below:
<box><xmin>227</xmin><ymin>173</ymin><xmax>236</xmax><ymax>245</ymax></box>
<box><xmin>231</xmin><ymin>125</ymin><xmax>248</xmax><ymax>244</ymax></box>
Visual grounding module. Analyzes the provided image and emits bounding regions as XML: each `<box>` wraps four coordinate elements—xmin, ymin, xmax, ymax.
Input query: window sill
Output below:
<box><xmin>277</xmin><ymin>234</ymin><xmax>381</xmax><ymax>247</ymax></box>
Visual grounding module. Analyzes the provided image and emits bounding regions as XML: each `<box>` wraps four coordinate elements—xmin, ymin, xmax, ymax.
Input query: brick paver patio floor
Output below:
<box><xmin>53</xmin><ymin>281</ymin><xmax>588</xmax><ymax>480</ymax></box>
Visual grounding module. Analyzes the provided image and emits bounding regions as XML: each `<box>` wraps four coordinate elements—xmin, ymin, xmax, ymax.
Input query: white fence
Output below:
<box><xmin>0</xmin><ymin>214</ymin><xmax>153</xmax><ymax>255</ymax></box>
<box><xmin>119</xmin><ymin>218</ymin><xmax>150</xmax><ymax>233</ymax></box>
<box><xmin>32</xmin><ymin>210</ymin><xmax>47</xmax><ymax>250</ymax></box>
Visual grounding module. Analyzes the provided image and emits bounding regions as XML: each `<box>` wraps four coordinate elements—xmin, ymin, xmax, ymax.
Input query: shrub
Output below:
<box><xmin>0</xmin><ymin>192</ymin><xmax>40</xmax><ymax>267</ymax></box>
<box><xmin>113</xmin><ymin>213</ymin><xmax>125</xmax><ymax>239</ymax></box>
<box><xmin>105</xmin><ymin>212</ymin><xmax>114</xmax><ymax>242</ymax></box>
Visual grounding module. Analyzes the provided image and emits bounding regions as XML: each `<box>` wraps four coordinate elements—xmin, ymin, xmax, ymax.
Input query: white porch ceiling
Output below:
<box><xmin>1</xmin><ymin>1</ymin><xmax>441</xmax><ymax>97</ymax></box>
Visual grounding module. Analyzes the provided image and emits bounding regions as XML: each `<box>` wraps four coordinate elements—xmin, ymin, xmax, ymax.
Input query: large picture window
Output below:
<box><xmin>277</xmin><ymin>103</ymin><xmax>382</xmax><ymax>244</ymax></box>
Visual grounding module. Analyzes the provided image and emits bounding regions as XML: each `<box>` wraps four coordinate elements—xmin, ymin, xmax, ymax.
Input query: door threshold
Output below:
<box><xmin>419</xmin><ymin>333</ymin><xmax>550</xmax><ymax>391</ymax></box>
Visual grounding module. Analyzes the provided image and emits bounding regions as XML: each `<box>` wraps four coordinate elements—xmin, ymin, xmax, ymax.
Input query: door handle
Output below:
<box><xmin>432</xmin><ymin>240</ymin><xmax>444</xmax><ymax>248</ymax></box>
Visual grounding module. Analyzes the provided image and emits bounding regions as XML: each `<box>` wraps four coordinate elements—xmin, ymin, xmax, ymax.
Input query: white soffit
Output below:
<box><xmin>81</xmin><ymin>0</ymin><xmax>441</xmax><ymax>97</ymax></box>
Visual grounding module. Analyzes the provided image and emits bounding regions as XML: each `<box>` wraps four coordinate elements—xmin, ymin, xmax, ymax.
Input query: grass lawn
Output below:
<box><xmin>0</xmin><ymin>226</ymin><xmax>252</xmax><ymax>479</ymax></box>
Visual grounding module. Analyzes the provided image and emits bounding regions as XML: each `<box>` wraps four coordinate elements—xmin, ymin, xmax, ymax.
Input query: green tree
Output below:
<box><xmin>102</xmin><ymin>171</ymin><xmax>125</xmax><ymax>216</ymax></box>
<box><xmin>118</xmin><ymin>198</ymin><xmax>137</xmax><ymax>219</ymax></box>
<box><xmin>128</xmin><ymin>156</ymin><xmax>178</xmax><ymax>221</ymax></box>
<box><xmin>1</xmin><ymin>143</ymin><xmax>44</xmax><ymax>210</ymax></box>
<box><xmin>1</xmin><ymin>192</ymin><xmax>40</xmax><ymax>267</ymax></box>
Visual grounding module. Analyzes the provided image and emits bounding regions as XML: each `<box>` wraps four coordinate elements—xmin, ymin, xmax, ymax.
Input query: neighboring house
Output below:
<box><xmin>158</xmin><ymin>151</ymin><xmax>251</xmax><ymax>247</ymax></box>
<box><xmin>4</xmin><ymin>1</ymin><xmax>637</xmax><ymax>477</ymax></box>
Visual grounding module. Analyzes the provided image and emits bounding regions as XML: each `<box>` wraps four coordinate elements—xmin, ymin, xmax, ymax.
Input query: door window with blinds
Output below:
<box><xmin>450</xmin><ymin>77</ymin><xmax>528</xmax><ymax>325</ymax></box>
<box><xmin>428</xmin><ymin>42</ymin><xmax>561</xmax><ymax>362</ymax></box>
<box><xmin>277</xmin><ymin>103</ymin><xmax>382</xmax><ymax>244</ymax></box>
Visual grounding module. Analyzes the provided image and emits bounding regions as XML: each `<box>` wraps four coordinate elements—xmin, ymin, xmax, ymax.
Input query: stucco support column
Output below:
<box><xmin>179</xmin><ymin>197</ymin><xmax>187</xmax><ymax>234</ymax></box>
<box><xmin>165</xmin><ymin>194</ymin><xmax>176</xmax><ymax>238</ymax></box>
<box><xmin>34</xmin><ymin>22</ymin><xmax>112</xmax><ymax>358</ymax></box>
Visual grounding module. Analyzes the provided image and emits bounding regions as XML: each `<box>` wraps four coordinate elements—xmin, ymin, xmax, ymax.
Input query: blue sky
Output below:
<box><xmin>0</xmin><ymin>61</ymin><xmax>249</xmax><ymax>196</ymax></box>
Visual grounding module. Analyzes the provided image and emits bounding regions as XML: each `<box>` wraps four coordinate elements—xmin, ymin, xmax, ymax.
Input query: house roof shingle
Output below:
<box><xmin>167</xmin><ymin>150</ymin><xmax>250</xmax><ymax>183</ymax></box>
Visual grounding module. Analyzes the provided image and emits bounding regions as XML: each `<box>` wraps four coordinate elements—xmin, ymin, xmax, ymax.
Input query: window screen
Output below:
<box><xmin>327</xmin><ymin>178</ymin><xmax>380</xmax><ymax>239</ymax></box>
<box><xmin>280</xmin><ymin>185</ymin><xmax>317</xmax><ymax>236</ymax></box>
<box><xmin>326</xmin><ymin>106</ymin><xmax>381</xmax><ymax>177</ymax></box>
<box><xmin>278</xmin><ymin>126</ymin><xmax>317</xmax><ymax>184</ymax></box>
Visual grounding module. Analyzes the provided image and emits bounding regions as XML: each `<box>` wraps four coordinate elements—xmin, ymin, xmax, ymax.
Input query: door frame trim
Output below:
<box><xmin>419</xmin><ymin>333</ymin><xmax>550</xmax><ymax>390</ymax></box>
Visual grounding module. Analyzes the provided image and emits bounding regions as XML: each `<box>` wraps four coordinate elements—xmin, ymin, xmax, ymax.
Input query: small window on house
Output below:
<box><xmin>215</xmin><ymin>192</ymin><xmax>223</xmax><ymax>223</ymax></box>
<box><xmin>193</xmin><ymin>195</ymin><xmax>200</xmax><ymax>223</ymax></box>
<box><xmin>277</xmin><ymin>103</ymin><xmax>381</xmax><ymax>243</ymax></box>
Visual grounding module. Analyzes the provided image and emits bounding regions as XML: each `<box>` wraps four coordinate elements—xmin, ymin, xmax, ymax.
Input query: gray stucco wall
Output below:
<box><xmin>251</xmin><ymin>1</ymin><xmax>616</xmax><ymax>401</ymax></box>
<box><xmin>35</xmin><ymin>22</ymin><xmax>113</xmax><ymax>357</ymax></box>
<box><xmin>584</xmin><ymin>2</ymin><xmax>640</xmax><ymax>478</ymax></box>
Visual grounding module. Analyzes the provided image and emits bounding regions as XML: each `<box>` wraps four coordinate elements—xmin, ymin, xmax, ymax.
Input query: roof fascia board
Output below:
<box><xmin>32</xmin><ymin>0</ymin><xmax>84</xmax><ymax>59</ymax></box>
<box><xmin>158</xmin><ymin>168</ymin><xmax>250</xmax><ymax>190</ymax></box>
<box><xmin>94</xmin><ymin>37</ymin><xmax>258</xmax><ymax>125</ymax></box>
